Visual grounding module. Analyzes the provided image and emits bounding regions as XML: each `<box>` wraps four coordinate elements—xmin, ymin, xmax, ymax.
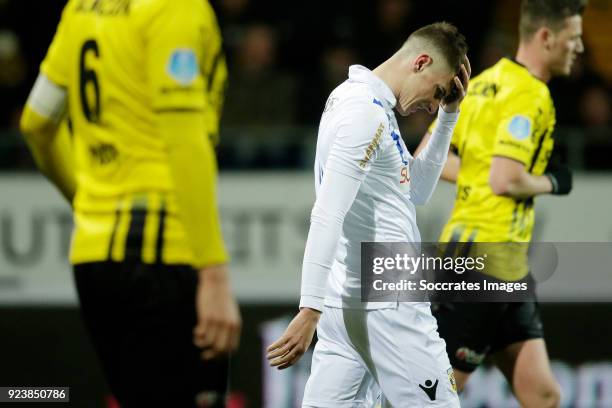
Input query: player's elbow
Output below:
<box><xmin>489</xmin><ymin>175</ymin><xmax>510</xmax><ymax>196</ymax></box>
<box><xmin>489</xmin><ymin>156</ymin><xmax>530</xmax><ymax>197</ymax></box>
<box><xmin>440</xmin><ymin>169</ymin><xmax>457</xmax><ymax>184</ymax></box>
<box><xmin>441</xmin><ymin>153</ymin><xmax>459</xmax><ymax>183</ymax></box>
<box><xmin>489</xmin><ymin>172</ymin><xmax>523</xmax><ymax>196</ymax></box>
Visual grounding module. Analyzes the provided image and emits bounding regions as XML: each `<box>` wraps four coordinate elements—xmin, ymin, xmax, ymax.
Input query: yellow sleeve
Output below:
<box><xmin>143</xmin><ymin>0</ymin><xmax>221</xmax><ymax>111</ymax></box>
<box><xmin>20</xmin><ymin>108</ymin><xmax>76</xmax><ymax>203</ymax></box>
<box><xmin>40</xmin><ymin>1</ymin><xmax>73</xmax><ymax>87</ymax></box>
<box><xmin>159</xmin><ymin>113</ymin><xmax>228</xmax><ymax>267</ymax></box>
<box><xmin>142</xmin><ymin>0</ymin><xmax>228</xmax><ymax>267</ymax></box>
<box><xmin>493</xmin><ymin>92</ymin><xmax>543</xmax><ymax>165</ymax></box>
<box><xmin>201</xmin><ymin>14</ymin><xmax>228</xmax><ymax>145</ymax></box>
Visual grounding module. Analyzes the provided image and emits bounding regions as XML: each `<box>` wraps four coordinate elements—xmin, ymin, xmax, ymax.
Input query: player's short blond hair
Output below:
<box><xmin>403</xmin><ymin>22</ymin><xmax>468</xmax><ymax>75</ymax></box>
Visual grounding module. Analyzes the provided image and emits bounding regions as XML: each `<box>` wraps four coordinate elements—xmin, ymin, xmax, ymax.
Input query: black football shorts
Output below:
<box><xmin>73</xmin><ymin>261</ymin><xmax>228</xmax><ymax>408</ymax></box>
<box><xmin>431</xmin><ymin>301</ymin><xmax>544</xmax><ymax>373</ymax></box>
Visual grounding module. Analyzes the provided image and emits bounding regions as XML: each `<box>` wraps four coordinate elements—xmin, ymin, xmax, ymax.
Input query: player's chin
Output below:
<box><xmin>561</xmin><ymin>60</ymin><xmax>575</xmax><ymax>76</ymax></box>
<box><xmin>396</xmin><ymin>105</ymin><xmax>410</xmax><ymax>116</ymax></box>
<box><xmin>552</xmin><ymin>65</ymin><xmax>571</xmax><ymax>78</ymax></box>
<box><xmin>559</xmin><ymin>66</ymin><xmax>572</xmax><ymax>77</ymax></box>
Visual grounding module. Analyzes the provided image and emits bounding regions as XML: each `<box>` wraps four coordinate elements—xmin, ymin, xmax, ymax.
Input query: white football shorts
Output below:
<box><xmin>302</xmin><ymin>302</ymin><xmax>459</xmax><ymax>408</ymax></box>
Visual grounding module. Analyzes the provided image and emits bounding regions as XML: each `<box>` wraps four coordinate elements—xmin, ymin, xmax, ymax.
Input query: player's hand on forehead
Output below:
<box><xmin>441</xmin><ymin>55</ymin><xmax>471</xmax><ymax>112</ymax></box>
<box><xmin>458</xmin><ymin>55</ymin><xmax>471</xmax><ymax>89</ymax></box>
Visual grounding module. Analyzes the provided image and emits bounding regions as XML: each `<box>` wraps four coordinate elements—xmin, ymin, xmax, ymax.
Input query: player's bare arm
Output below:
<box><xmin>489</xmin><ymin>156</ymin><xmax>553</xmax><ymax>199</ymax></box>
<box><xmin>193</xmin><ymin>264</ymin><xmax>242</xmax><ymax>360</ymax></box>
<box><xmin>158</xmin><ymin>112</ymin><xmax>242</xmax><ymax>360</ymax></box>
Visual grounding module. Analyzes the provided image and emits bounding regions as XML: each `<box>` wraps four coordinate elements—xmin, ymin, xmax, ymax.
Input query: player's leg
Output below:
<box><xmin>73</xmin><ymin>262</ymin><xmax>130</xmax><ymax>402</ymax></box>
<box><xmin>74</xmin><ymin>262</ymin><xmax>228</xmax><ymax>407</ymax></box>
<box><xmin>349</xmin><ymin>303</ymin><xmax>460</xmax><ymax>407</ymax></box>
<box><xmin>431</xmin><ymin>302</ymin><xmax>503</xmax><ymax>392</ymax></box>
<box><xmin>302</xmin><ymin>306</ymin><xmax>376</xmax><ymax>408</ymax></box>
<box><xmin>450</xmin><ymin>369</ymin><xmax>471</xmax><ymax>393</ymax></box>
<box><xmin>491</xmin><ymin>302</ymin><xmax>561</xmax><ymax>408</ymax></box>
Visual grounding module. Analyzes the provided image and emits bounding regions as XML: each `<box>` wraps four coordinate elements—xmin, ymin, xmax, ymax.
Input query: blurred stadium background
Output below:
<box><xmin>0</xmin><ymin>0</ymin><xmax>611</xmax><ymax>407</ymax></box>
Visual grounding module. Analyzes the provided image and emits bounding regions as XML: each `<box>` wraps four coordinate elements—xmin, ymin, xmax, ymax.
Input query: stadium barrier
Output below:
<box><xmin>0</xmin><ymin>174</ymin><xmax>611</xmax><ymax>407</ymax></box>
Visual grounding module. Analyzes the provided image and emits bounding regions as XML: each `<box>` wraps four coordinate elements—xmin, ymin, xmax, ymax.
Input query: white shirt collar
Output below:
<box><xmin>348</xmin><ymin>65</ymin><xmax>397</xmax><ymax>109</ymax></box>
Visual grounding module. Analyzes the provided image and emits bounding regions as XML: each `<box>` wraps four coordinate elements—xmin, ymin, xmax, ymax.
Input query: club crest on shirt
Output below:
<box><xmin>447</xmin><ymin>367</ymin><xmax>457</xmax><ymax>393</ymax></box>
<box><xmin>508</xmin><ymin>115</ymin><xmax>531</xmax><ymax>141</ymax></box>
<box><xmin>359</xmin><ymin>122</ymin><xmax>384</xmax><ymax>169</ymax></box>
<box><xmin>167</xmin><ymin>49</ymin><xmax>199</xmax><ymax>85</ymax></box>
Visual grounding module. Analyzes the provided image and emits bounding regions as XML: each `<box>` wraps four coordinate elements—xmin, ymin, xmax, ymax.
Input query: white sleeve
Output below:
<box><xmin>409</xmin><ymin>108</ymin><xmax>458</xmax><ymax>205</ymax></box>
<box><xmin>299</xmin><ymin>168</ymin><xmax>362</xmax><ymax>310</ymax></box>
<box><xmin>25</xmin><ymin>74</ymin><xmax>67</xmax><ymax>122</ymax></box>
<box><xmin>299</xmin><ymin>101</ymin><xmax>387</xmax><ymax>311</ymax></box>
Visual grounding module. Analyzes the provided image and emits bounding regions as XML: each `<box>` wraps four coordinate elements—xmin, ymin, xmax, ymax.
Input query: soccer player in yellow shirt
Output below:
<box><xmin>416</xmin><ymin>1</ymin><xmax>585</xmax><ymax>407</ymax></box>
<box><xmin>19</xmin><ymin>0</ymin><xmax>240</xmax><ymax>406</ymax></box>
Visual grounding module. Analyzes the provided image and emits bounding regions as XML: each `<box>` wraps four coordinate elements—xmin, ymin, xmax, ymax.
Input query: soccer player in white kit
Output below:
<box><xmin>267</xmin><ymin>22</ymin><xmax>471</xmax><ymax>407</ymax></box>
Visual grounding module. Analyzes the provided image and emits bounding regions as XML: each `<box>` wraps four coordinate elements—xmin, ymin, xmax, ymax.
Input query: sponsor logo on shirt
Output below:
<box><xmin>75</xmin><ymin>0</ymin><xmax>130</xmax><ymax>16</ymax></box>
<box><xmin>508</xmin><ymin>115</ymin><xmax>531</xmax><ymax>141</ymax></box>
<box><xmin>89</xmin><ymin>143</ymin><xmax>118</xmax><ymax>165</ymax></box>
<box><xmin>418</xmin><ymin>379</ymin><xmax>438</xmax><ymax>401</ymax></box>
<box><xmin>167</xmin><ymin>49</ymin><xmax>199</xmax><ymax>85</ymax></box>
<box><xmin>359</xmin><ymin>123</ymin><xmax>384</xmax><ymax>169</ymax></box>
<box><xmin>400</xmin><ymin>166</ymin><xmax>410</xmax><ymax>184</ymax></box>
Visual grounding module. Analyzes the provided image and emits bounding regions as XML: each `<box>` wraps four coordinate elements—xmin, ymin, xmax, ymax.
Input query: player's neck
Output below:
<box><xmin>515</xmin><ymin>44</ymin><xmax>552</xmax><ymax>83</ymax></box>
<box><xmin>372</xmin><ymin>57</ymin><xmax>402</xmax><ymax>100</ymax></box>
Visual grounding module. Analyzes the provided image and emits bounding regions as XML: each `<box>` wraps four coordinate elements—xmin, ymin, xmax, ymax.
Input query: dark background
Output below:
<box><xmin>0</xmin><ymin>0</ymin><xmax>610</xmax><ymax>170</ymax></box>
<box><xmin>1</xmin><ymin>304</ymin><xmax>611</xmax><ymax>407</ymax></box>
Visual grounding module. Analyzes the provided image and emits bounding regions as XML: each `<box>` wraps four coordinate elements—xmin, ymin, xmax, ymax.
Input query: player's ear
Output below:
<box><xmin>414</xmin><ymin>54</ymin><xmax>432</xmax><ymax>73</ymax></box>
<box><xmin>537</xmin><ymin>26</ymin><xmax>554</xmax><ymax>51</ymax></box>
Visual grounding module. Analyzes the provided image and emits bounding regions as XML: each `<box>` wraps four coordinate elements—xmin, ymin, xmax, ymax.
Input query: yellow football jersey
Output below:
<box><xmin>432</xmin><ymin>58</ymin><xmax>556</xmax><ymax>280</ymax></box>
<box><xmin>40</xmin><ymin>0</ymin><xmax>228</xmax><ymax>266</ymax></box>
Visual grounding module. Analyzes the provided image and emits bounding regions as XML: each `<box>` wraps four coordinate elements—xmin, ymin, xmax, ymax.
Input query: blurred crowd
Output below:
<box><xmin>0</xmin><ymin>0</ymin><xmax>610</xmax><ymax>169</ymax></box>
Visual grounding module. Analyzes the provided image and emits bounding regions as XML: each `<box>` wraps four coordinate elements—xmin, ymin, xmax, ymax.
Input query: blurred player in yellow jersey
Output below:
<box><xmin>416</xmin><ymin>1</ymin><xmax>586</xmax><ymax>407</ymax></box>
<box><xmin>19</xmin><ymin>0</ymin><xmax>240</xmax><ymax>406</ymax></box>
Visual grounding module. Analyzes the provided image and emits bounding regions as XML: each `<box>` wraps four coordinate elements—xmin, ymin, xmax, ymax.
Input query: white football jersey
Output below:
<box><xmin>300</xmin><ymin>65</ymin><xmax>458</xmax><ymax>310</ymax></box>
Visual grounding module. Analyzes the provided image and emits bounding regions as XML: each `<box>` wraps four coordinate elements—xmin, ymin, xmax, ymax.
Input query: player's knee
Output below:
<box><xmin>521</xmin><ymin>380</ymin><xmax>561</xmax><ymax>408</ymax></box>
<box><xmin>539</xmin><ymin>381</ymin><xmax>562</xmax><ymax>408</ymax></box>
